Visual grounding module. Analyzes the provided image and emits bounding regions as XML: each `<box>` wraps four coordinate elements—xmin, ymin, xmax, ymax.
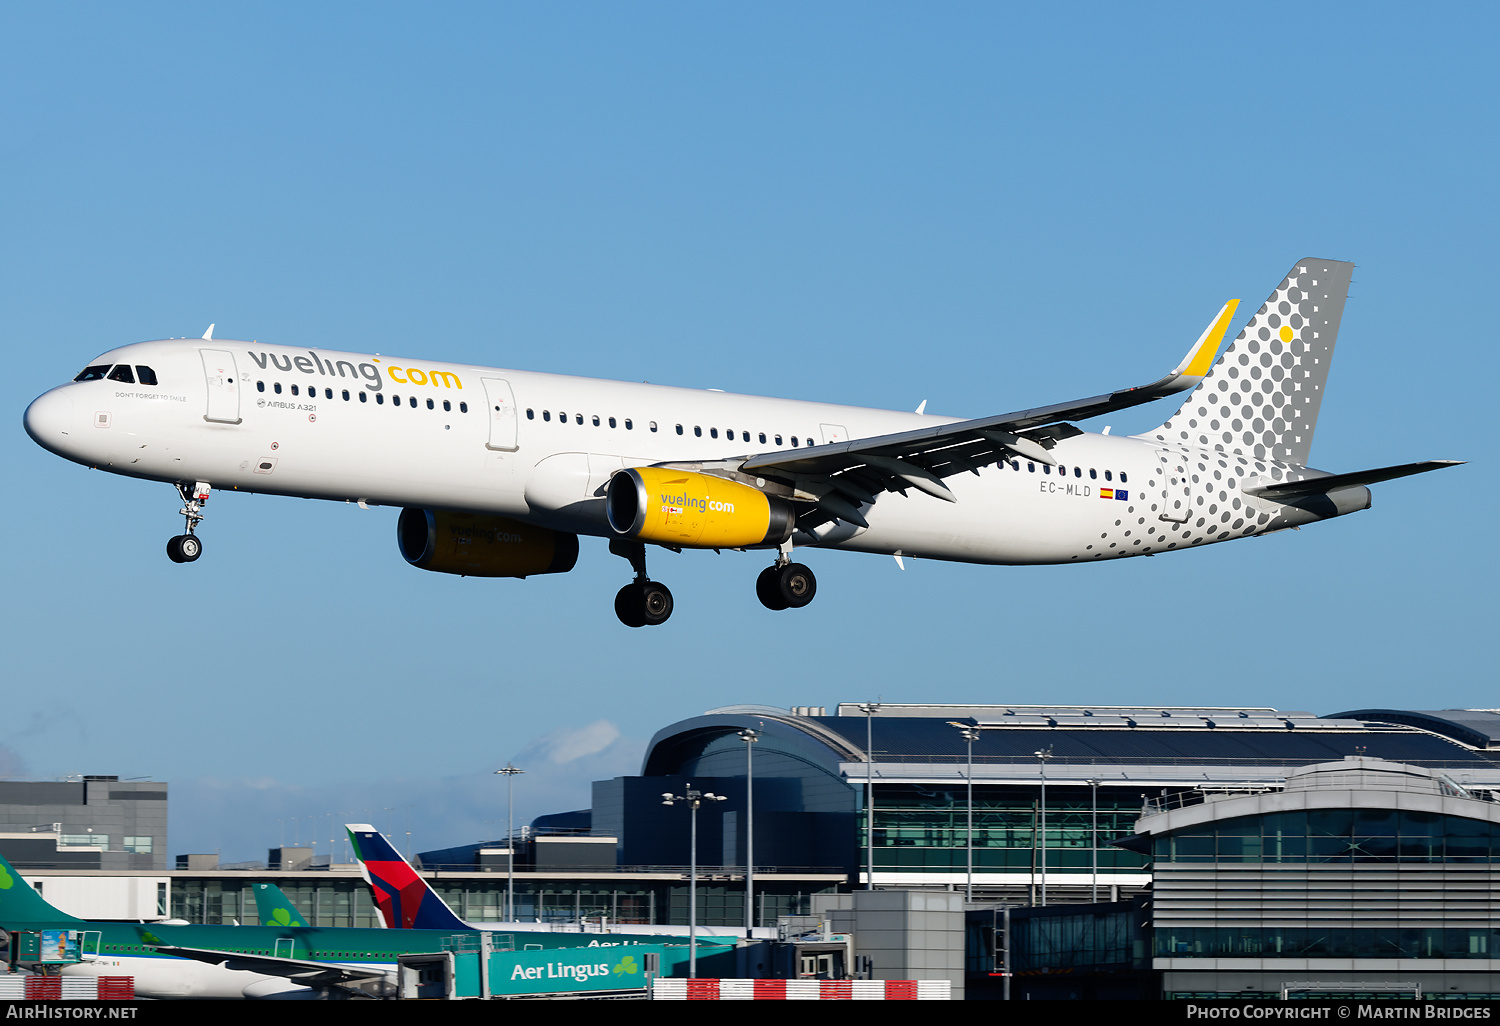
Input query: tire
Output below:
<box><xmin>756</xmin><ymin>566</ymin><xmax>789</xmax><ymax>610</ymax></box>
<box><xmin>777</xmin><ymin>562</ymin><xmax>817</xmax><ymax>608</ymax></box>
<box><xmin>177</xmin><ymin>535</ymin><xmax>202</xmax><ymax>562</ymax></box>
<box><xmin>640</xmin><ymin>582</ymin><xmax>673</xmax><ymax>626</ymax></box>
<box><xmin>615</xmin><ymin>584</ymin><xmax>646</xmax><ymax>628</ymax></box>
<box><xmin>166</xmin><ymin>536</ymin><xmax>186</xmax><ymax>563</ymax></box>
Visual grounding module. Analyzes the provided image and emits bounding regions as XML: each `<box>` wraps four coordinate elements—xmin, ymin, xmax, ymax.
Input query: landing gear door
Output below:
<box><xmin>1157</xmin><ymin>449</ymin><xmax>1190</xmax><ymax>522</ymax></box>
<box><xmin>483</xmin><ymin>378</ymin><xmax>519</xmax><ymax>451</ymax></box>
<box><xmin>200</xmin><ymin>349</ymin><xmax>241</xmax><ymax>424</ymax></box>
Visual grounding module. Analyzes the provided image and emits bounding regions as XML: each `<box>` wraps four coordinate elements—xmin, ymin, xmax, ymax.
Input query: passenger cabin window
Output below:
<box><xmin>674</xmin><ymin>424</ymin><xmax>682</xmax><ymax>435</ymax></box>
<box><xmin>257</xmin><ymin>381</ymin><xmax>266</xmax><ymax>392</ymax></box>
<box><xmin>759</xmin><ymin>433</ymin><xmax>766</xmax><ymax>444</ymax></box>
<box><xmin>74</xmin><ymin>365</ymin><xmax>111</xmax><ymax>382</ymax></box>
<box><xmin>526</xmin><ymin>409</ymin><xmax>534</xmax><ymax>419</ymax></box>
<box><xmin>136</xmin><ymin>366</ymin><xmax>158</xmax><ymax>386</ymax></box>
<box><xmin>694</xmin><ymin>426</ymin><xmax>702</xmax><ymax>437</ymax></box>
<box><xmin>443</xmin><ymin>400</ymin><xmax>451</xmax><ymax>412</ymax></box>
<box><xmin>343</xmin><ymin>390</ymin><xmax>351</xmax><ymax>401</ymax></box>
<box><xmin>376</xmin><ymin>393</ymin><xmax>384</xmax><ymax>404</ymax></box>
<box><xmin>592</xmin><ymin>415</ymin><xmax>601</xmax><ymax>426</ymax></box>
<box><xmin>1120</xmin><ymin>472</ymin><xmax>1128</xmax><ymax>483</ymax></box>
<box><xmin>791</xmin><ymin>437</ymin><xmax>798</xmax><ymax>447</ymax></box>
<box><xmin>107</xmin><ymin>365</ymin><xmax>135</xmax><ymax>384</ymax></box>
<box><xmin>609</xmin><ymin>417</ymin><xmax>617</xmax><ymax>428</ymax></box>
<box><xmin>574</xmin><ymin>413</ymin><xmax>582</xmax><ymax>424</ymax></box>
<box><xmin>775</xmin><ymin>435</ymin><xmax>782</xmax><ymax>445</ymax></box>
<box><xmin>426</xmin><ymin>398</ymin><xmax>435</xmax><ymax>409</ymax></box>
<box><xmin>359</xmin><ymin>392</ymin><xmax>367</xmax><ymax>402</ymax></box>
<box><xmin>410</xmin><ymin>397</ymin><xmax>418</xmax><ymax>408</ymax></box>
<box><xmin>275</xmin><ymin>383</ymin><xmax>283</xmax><ymax>394</ymax></box>
<box><xmin>624</xmin><ymin>419</ymin><xmax>632</xmax><ymax>430</ymax></box>
<box><xmin>710</xmin><ymin>428</ymin><xmax>718</xmax><ymax>438</ymax></box>
<box><xmin>325</xmin><ymin>388</ymin><xmax>333</xmax><ymax>399</ymax></box>
<box><xmin>1105</xmin><ymin>470</ymin><xmax>1112</xmax><ymax>481</ymax></box>
<box><xmin>459</xmin><ymin>402</ymin><xmax>467</xmax><ymax>413</ymax></box>
<box><xmin>291</xmin><ymin>384</ymin><xmax>299</xmax><ymax>396</ymax></box>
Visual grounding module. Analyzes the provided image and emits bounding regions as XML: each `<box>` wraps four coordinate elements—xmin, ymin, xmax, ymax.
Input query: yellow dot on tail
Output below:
<box><xmin>1279</xmin><ymin>325</ymin><xmax>1293</xmax><ymax>343</ymax></box>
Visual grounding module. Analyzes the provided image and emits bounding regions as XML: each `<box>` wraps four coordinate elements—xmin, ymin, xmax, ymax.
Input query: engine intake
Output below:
<box><xmin>606</xmin><ymin>468</ymin><xmax>795</xmax><ymax>549</ymax></box>
<box><xmin>398</xmin><ymin>509</ymin><xmax>578</xmax><ymax>578</ymax></box>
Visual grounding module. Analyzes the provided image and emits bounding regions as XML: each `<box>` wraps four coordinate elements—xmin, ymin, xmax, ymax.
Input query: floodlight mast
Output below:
<box><xmin>662</xmin><ymin>783</ymin><xmax>728</xmax><ymax>977</ymax></box>
<box><xmin>494</xmin><ymin>764</ymin><xmax>525</xmax><ymax>922</ymax></box>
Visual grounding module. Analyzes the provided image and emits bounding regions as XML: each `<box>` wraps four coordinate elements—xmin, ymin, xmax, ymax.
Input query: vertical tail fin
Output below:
<box><xmin>0</xmin><ymin>851</ymin><xmax>84</xmax><ymax>926</ymax></box>
<box><xmin>251</xmin><ymin>882</ymin><xmax>310</xmax><ymax>927</ymax></box>
<box><xmin>345</xmin><ymin>824</ymin><xmax>470</xmax><ymax>932</ymax></box>
<box><xmin>1146</xmin><ymin>258</ymin><xmax>1354</xmax><ymax>466</ymax></box>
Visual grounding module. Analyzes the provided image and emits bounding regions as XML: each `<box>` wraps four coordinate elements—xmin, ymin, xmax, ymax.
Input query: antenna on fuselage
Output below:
<box><xmin>201</xmin><ymin>324</ymin><xmax>215</xmax><ymax>340</ymax></box>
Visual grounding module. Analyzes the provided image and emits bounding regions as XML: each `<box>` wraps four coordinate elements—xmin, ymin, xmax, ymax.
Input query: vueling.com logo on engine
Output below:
<box><xmin>660</xmin><ymin>492</ymin><xmax>735</xmax><ymax>514</ymax></box>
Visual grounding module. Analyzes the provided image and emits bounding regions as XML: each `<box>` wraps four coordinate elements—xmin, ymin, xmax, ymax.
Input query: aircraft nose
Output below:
<box><xmin>24</xmin><ymin>388</ymin><xmax>76</xmax><ymax>455</ymax></box>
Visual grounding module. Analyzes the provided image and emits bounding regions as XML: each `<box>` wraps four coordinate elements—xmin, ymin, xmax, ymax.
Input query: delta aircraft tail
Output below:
<box><xmin>345</xmin><ymin>824</ymin><xmax>468</xmax><ymax>931</ymax></box>
<box><xmin>1146</xmin><ymin>258</ymin><xmax>1355</xmax><ymax>466</ymax></box>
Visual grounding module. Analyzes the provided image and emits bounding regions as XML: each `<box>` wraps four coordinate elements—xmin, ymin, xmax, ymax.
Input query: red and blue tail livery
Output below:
<box><xmin>346</xmin><ymin>824</ymin><xmax>468</xmax><ymax>932</ymax></box>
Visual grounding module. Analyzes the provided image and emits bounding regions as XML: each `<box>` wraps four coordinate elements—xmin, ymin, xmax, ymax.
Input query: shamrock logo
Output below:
<box><xmin>269</xmin><ymin>908</ymin><xmax>295</xmax><ymax>927</ymax></box>
<box><xmin>613</xmin><ymin>955</ymin><xmax>639</xmax><ymax>977</ymax></box>
<box><xmin>0</xmin><ymin>866</ymin><xmax>13</xmax><ymax>890</ymax></box>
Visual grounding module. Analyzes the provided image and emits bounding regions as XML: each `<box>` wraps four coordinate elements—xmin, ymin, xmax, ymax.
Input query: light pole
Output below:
<box><xmin>1035</xmin><ymin>746</ymin><xmax>1053</xmax><ymax>906</ymax></box>
<box><xmin>952</xmin><ymin>723</ymin><xmax>981</xmax><ymax>903</ymax></box>
<box><xmin>662</xmin><ymin>783</ymin><xmax>727</xmax><ymax>977</ymax></box>
<box><xmin>1086</xmin><ymin>777</ymin><xmax>1101</xmax><ymax>902</ymax></box>
<box><xmin>737</xmin><ymin>728</ymin><xmax>760</xmax><ymax>933</ymax></box>
<box><xmin>494</xmin><ymin>764</ymin><xmax>524</xmax><ymax>922</ymax></box>
<box><xmin>857</xmin><ymin>701</ymin><xmax>881</xmax><ymax>891</ymax></box>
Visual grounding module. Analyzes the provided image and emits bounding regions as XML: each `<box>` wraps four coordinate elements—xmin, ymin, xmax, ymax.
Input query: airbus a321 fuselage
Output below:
<box><xmin>23</xmin><ymin>259</ymin><xmax>1458</xmax><ymax>625</ymax></box>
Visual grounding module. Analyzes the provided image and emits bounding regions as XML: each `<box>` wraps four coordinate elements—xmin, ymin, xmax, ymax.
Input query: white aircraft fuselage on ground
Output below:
<box><xmin>23</xmin><ymin>259</ymin><xmax>1458</xmax><ymax>625</ymax></box>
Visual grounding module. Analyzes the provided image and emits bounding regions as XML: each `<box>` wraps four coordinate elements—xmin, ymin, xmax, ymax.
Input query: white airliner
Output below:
<box><xmin>24</xmin><ymin>258</ymin><xmax>1458</xmax><ymax>626</ymax></box>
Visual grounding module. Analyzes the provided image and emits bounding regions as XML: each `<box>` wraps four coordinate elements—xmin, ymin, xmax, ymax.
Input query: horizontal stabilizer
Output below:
<box><xmin>1246</xmin><ymin>460</ymin><xmax>1464</xmax><ymax>501</ymax></box>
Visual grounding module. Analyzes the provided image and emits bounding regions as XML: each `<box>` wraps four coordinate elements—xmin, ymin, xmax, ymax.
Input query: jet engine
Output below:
<box><xmin>606</xmin><ymin>467</ymin><xmax>795</xmax><ymax>549</ymax></box>
<box><xmin>397</xmin><ymin>508</ymin><xmax>579</xmax><ymax>578</ymax></box>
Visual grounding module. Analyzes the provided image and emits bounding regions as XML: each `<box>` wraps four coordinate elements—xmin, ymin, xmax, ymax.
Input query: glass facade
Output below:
<box><xmin>864</xmin><ymin>784</ymin><xmax>1148</xmax><ymax>874</ymax></box>
<box><xmin>1153</xmin><ymin>810</ymin><xmax>1500</xmax><ymax>863</ymax></box>
<box><xmin>171</xmin><ymin>876</ymin><xmax>822</xmax><ymax>929</ymax></box>
<box><xmin>1156</xmin><ymin>926</ymin><xmax>1499</xmax><ymax>960</ymax></box>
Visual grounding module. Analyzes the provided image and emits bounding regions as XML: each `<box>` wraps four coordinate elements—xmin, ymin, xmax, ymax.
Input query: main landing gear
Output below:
<box><xmin>756</xmin><ymin>551</ymin><xmax>817</xmax><ymax>611</ymax></box>
<box><xmin>610</xmin><ymin>539</ymin><xmax>673</xmax><ymax>628</ymax></box>
<box><xmin>166</xmin><ymin>481</ymin><xmax>210</xmax><ymax>564</ymax></box>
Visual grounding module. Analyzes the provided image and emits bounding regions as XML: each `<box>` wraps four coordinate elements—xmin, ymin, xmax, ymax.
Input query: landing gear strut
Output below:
<box><xmin>609</xmin><ymin>539</ymin><xmax>673</xmax><ymax>627</ymax></box>
<box><xmin>756</xmin><ymin>546</ymin><xmax>817</xmax><ymax>611</ymax></box>
<box><xmin>166</xmin><ymin>481</ymin><xmax>210</xmax><ymax>564</ymax></box>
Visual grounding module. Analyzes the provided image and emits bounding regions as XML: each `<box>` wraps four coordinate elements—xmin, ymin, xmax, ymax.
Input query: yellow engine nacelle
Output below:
<box><xmin>606</xmin><ymin>467</ymin><xmax>795</xmax><ymax>549</ymax></box>
<box><xmin>398</xmin><ymin>509</ymin><xmax>579</xmax><ymax>578</ymax></box>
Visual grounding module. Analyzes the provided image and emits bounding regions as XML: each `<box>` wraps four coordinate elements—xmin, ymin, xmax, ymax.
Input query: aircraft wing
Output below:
<box><xmin>148</xmin><ymin>944</ymin><xmax>395</xmax><ymax>995</ymax></box>
<box><xmin>734</xmin><ymin>301</ymin><xmax>1240</xmax><ymax>525</ymax></box>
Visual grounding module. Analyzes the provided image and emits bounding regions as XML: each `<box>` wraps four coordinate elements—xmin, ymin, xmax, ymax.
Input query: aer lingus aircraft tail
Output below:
<box><xmin>0</xmin><ymin>850</ymin><xmax>84</xmax><ymax>926</ymax></box>
<box><xmin>346</xmin><ymin>824</ymin><xmax>468</xmax><ymax>931</ymax></box>
<box><xmin>251</xmin><ymin>882</ymin><xmax>310</xmax><ymax>928</ymax></box>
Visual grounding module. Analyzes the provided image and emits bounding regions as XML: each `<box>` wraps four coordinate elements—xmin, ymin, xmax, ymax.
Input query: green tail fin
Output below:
<box><xmin>0</xmin><ymin>850</ymin><xmax>84</xmax><ymax>925</ymax></box>
<box><xmin>252</xmin><ymin>882</ymin><xmax>310</xmax><ymax>928</ymax></box>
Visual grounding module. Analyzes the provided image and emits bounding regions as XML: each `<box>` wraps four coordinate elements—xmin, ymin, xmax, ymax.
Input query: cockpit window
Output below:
<box><xmin>135</xmin><ymin>366</ymin><xmax>158</xmax><ymax>386</ymax></box>
<box><xmin>107</xmin><ymin>365</ymin><xmax>135</xmax><ymax>384</ymax></box>
<box><xmin>74</xmin><ymin>365</ymin><xmax>111</xmax><ymax>382</ymax></box>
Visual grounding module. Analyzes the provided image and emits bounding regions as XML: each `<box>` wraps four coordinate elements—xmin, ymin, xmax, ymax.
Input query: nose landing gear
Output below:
<box><xmin>166</xmin><ymin>481</ymin><xmax>210</xmax><ymax>564</ymax></box>
<box><xmin>610</xmin><ymin>539</ymin><xmax>673</xmax><ymax>627</ymax></box>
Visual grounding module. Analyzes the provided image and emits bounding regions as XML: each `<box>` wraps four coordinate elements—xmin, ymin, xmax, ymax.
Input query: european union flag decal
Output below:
<box><xmin>1115</xmin><ymin>490</ymin><xmax>1128</xmax><ymax>501</ymax></box>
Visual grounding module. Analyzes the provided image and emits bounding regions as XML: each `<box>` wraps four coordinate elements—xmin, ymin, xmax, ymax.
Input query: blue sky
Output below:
<box><xmin>2</xmin><ymin>4</ymin><xmax>1494</xmax><ymax>862</ymax></box>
